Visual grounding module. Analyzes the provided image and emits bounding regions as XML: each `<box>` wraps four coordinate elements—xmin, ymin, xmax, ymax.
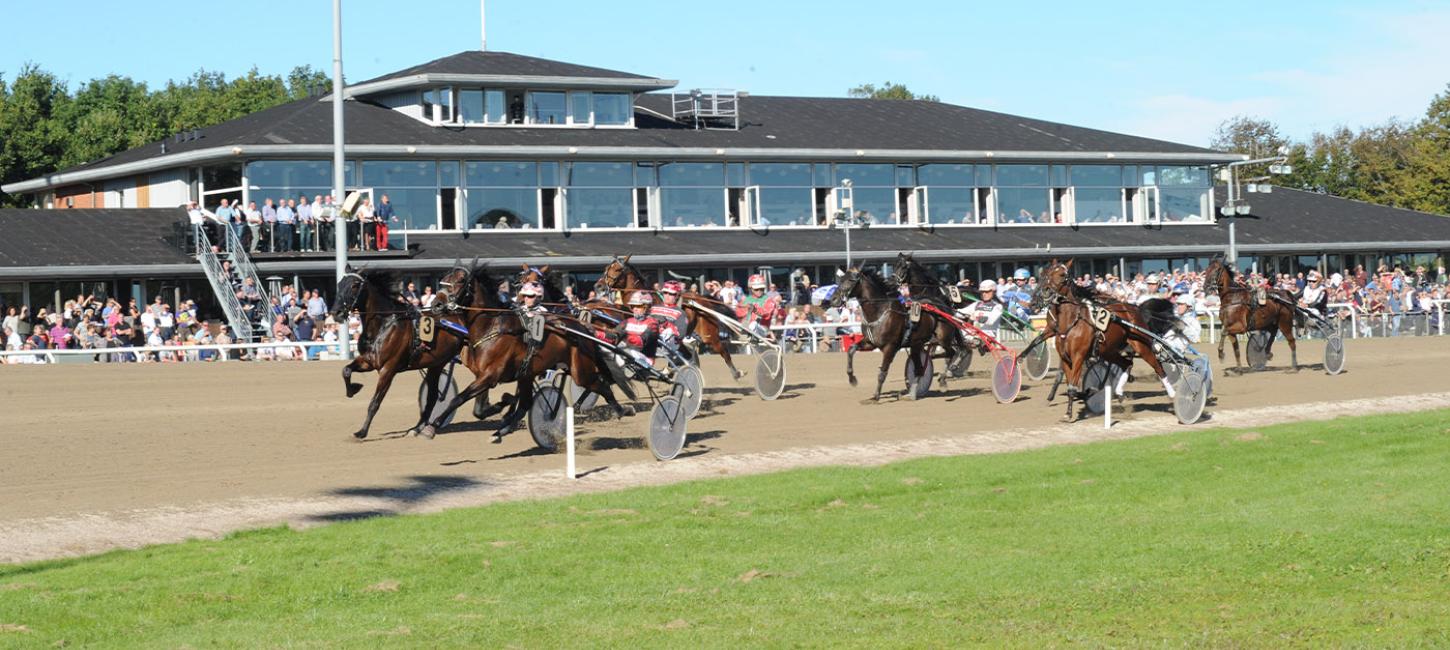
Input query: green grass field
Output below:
<box><xmin>5</xmin><ymin>410</ymin><xmax>1450</xmax><ymax>648</ymax></box>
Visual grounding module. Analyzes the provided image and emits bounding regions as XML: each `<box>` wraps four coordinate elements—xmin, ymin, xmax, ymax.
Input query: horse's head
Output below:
<box><xmin>1031</xmin><ymin>258</ymin><xmax>1073</xmax><ymax>311</ymax></box>
<box><xmin>593</xmin><ymin>254</ymin><xmax>636</xmax><ymax>298</ymax></box>
<box><xmin>330</xmin><ymin>269</ymin><xmax>366</xmax><ymax>319</ymax></box>
<box><xmin>830</xmin><ymin>267</ymin><xmax>861</xmax><ymax>309</ymax></box>
<box><xmin>891</xmin><ymin>253</ymin><xmax>917</xmax><ymax>288</ymax></box>
<box><xmin>435</xmin><ymin>264</ymin><xmax>474</xmax><ymax>311</ymax></box>
<box><xmin>1204</xmin><ymin>255</ymin><xmax>1230</xmax><ymax>293</ymax></box>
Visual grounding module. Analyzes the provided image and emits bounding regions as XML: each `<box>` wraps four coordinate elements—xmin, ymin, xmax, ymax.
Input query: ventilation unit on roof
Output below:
<box><xmin>672</xmin><ymin>89</ymin><xmax>744</xmax><ymax>130</ymax></box>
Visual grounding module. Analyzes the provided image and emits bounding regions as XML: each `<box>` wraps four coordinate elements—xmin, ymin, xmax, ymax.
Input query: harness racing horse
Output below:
<box><xmin>331</xmin><ymin>264</ymin><xmax>479</xmax><ymax>440</ymax></box>
<box><xmin>594</xmin><ymin>255</ymin><xmax>746</xmax><ymax>380</ymax></box>
<box><xmin>889</xmin><ymin>253</ymin><xmax>972</xmax><ymax>385</ymax></box>
<box><xmin>1033</xmin><ymin>261</ymin><xmax>1181</xmax><ymax>421</ymax></box>
<box><xmin>829</xmin><ymin>266</ymin><xmax>935</xmax><ymax>402</ymax></box>
<box><xmin>418</xmin><ymin>264</ymin><xmax>632</xmax><ymax>440</ymax></box>
<box><xmin>1203</xmin><ymin>255</ymin><xmax>1299</xmax><ymax>373</ymax></box>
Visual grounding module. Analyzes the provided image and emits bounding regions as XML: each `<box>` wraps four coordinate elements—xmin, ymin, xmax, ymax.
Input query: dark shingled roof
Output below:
<box><xmin>2</xmin><ymin>189</ymin><xmax>1448</xmax><ymax>274</ymax></box>
<box><xmin>356</xmin><ymin>50</ymin><xmax>658</xmax><ymax>84</ymax></box>
<box><xmin>0</xmin><ymin>208</ymin><xmax>192</xmax><ymax>268</ymax></box>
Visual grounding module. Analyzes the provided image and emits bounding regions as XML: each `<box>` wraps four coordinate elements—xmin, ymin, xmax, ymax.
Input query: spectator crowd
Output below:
<box><xmin>187</xmin><ymin>194</ymin><xmax>400</xmax><ymax>253</ymax></box>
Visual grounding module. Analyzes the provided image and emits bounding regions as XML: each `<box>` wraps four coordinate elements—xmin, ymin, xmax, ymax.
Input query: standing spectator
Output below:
<box><xmin>215</xmin><ymin>198</ymin><xmax>240</xmax><ymax>245</ymax></box>
<box><xmin>244</xmin><ymin>201</ymin><xmax>264</xmax><ymax>253</ymax></box>
<box><xmin>297</xmin><ymin>195</ymin><xmax>315</xmax><ymax>252</ymax></box>
<box><xmin>140</xmin><ymin>306</ymin><xmax>157</xmax><ymax>343</ymax></box>
<box><xmin>294</xmin><ymin>309</ymin><xmax>316</xmax><ymax>343</ymax></box>
<box><xmin>186</xmin><ymin>200</ymin><xmax>224</xmax><ymax>245</ymax></box>
<box><xmin>275</xmin><ymin>199</ymin><xmax>297</xmax><ymax>252</ymax></box>
<box><xmin>314</xmin><ymin>195</ymin><xmax>334</xmax><ymax>252</ymax></box>
<box><xmin>3</xmin><ymin>325</ymin><xmax>20</xmax><ymax>351</ymax></box>
<box><xmin>402</xmin><ymin>281</ymin><xmax>420</xmax><ymax>307</ymax></box>
<box><xmin>158</xmin><ymin>303</ymin><xmax>175</xmax><ymax>342</ymax></box>
<box><xmin>2</xmin><ymin>307</ymin><xmax>18</xmax><ymax>337</ymax></box>
<box><xmin>261</xmin><ymin>198</ymin><xmax>279</xmax><ymax>251</ymax></box>
<box><xmin>353</xmin><ymin>197</ymin><xmax>373</xmax><ymax>251</ymax></box>
<box><xmin>420</xmin><ymin>286</ymin><xmax>437</xmax><ymax>309</ymax></box>
<box><xmin>375</xmin><ymin>194</ymin><xmax>395</xmax><ymax>250</ymax></box>
<box><xmin>307</xmin><ymin>290</ymin><xmax>328</xmax><ymax>321</ymax></box>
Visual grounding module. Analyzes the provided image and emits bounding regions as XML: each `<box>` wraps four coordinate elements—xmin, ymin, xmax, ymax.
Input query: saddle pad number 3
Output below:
<box><xmin>418</xmin><ymin>315</ymin><xmax>437</xmax><ymax>343</ymax></box>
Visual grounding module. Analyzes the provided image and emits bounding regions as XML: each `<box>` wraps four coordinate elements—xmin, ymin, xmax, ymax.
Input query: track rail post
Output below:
<box><xmin>565</xmin><ymin>405</ymin><xmax>577</xmax><ymax>480</ymax></box>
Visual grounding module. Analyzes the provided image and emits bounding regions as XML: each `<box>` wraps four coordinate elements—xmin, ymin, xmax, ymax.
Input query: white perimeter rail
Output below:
<box><xmin>0</xmin><ymin>341</ymin><xmax>346</xmax><ymax>365</ymax></box>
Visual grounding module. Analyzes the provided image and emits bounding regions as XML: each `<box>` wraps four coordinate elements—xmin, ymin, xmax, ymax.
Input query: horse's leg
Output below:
<box><xmin>846</xmin><ymin>339</ymin><xmax>860</xmax><ymax>387</ymax></box>
<box><xmin>873</xmin><ymin>344</ymin><xmax>901</xmax><ymax>402</ymax></box>
<box><xmin>707</xmin><ymin>322</ymin><xmax>744</xmax><ymax>381</ymax></box>
<box><xmin>1229</xmin><ymin>331</ymin><xmax>1243</xmax><ymax>372</ymax></box>
<box><xmin>422</xmin><ymin>365</ymin><xmax>505</xmax><ymax>439</ymax></box>
<box><xmin>1280</xmin><ymin>310</ymin><xmax>1299</xmax><ymax>371</ymax></box>
<box><xmin>353</xmin><ymin>359</ymin><xmax>401</xmax><ymax>440</ymax></box>
<box><xmin>342</xmin><ymin>357</ymin><xmax>368</xmax><ymax>398</ymax></box>
<box><xmin>411</xmin><ymin>365</ymin><xmax>441</xmax><ymax>435</ymax></box>
<box><xmin>495</xmin><ymin>380</ymin><xmax>533</xmax><ymax>440</ymax></box>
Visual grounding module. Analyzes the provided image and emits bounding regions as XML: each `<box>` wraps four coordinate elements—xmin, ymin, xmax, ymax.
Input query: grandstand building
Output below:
<box><xmin>3</xmin><ymin>50</ymin><xmax>1450</xmax><ymax>324</ymax></box>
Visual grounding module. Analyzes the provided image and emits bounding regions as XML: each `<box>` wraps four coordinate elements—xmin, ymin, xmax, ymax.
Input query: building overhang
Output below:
<box><xmin>337</xmin><ymin>74</ymin><xmax>679</xmax><ymax>99</ymax></box>
<box><xmin>2</xmin><ymin>144</ymin><xmax>1244</xmax><ymax>194</ymax></box>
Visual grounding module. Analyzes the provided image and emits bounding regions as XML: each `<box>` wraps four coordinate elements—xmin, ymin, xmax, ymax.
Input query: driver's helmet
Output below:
<box><xmin>628</xmin><ymin>290</ymin><xmax>653</xmax><ymax>306</ymax></box>
<box><xmin>661</xmin><ymin>280</ymin><xmax>684</xmax><ymax>296</ymax></box>
<box><xmin>517</xmin><ymin>282</ymin><xmax>543</xmax><ymax>298</ymax></box>
<box><xmin>979</xmin><ymin>279</ymin><xmax>998</xmax><ymax>292</ymax></box>
<box><xmin>1013</xmin><ymin>268</ymin><xmax>1031</xmax><ymax>281</ymax></box>
<box><xmin>748</xmin><ymin>274</ymin><xmax>768</xmax><ymax>290</ymax></box>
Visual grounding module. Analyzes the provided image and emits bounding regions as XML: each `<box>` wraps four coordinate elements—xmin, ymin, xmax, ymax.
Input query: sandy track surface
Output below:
<box><xmin>2</xmin><ymin>336</ymin><xmax>1445</xmax><ymax>563</ymax></box>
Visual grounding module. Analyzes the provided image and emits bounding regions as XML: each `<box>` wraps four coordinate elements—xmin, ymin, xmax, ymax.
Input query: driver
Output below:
<box><xmin>514</xmin><ymin>281</ymin><xmax>548</xmax><ymax>351</ymax></box>
<box><xmin>738</xmin><ymin>274</ymin><xmax>778</xmax><ymax>339</ymax></box>
<box><xmin>955</xmin><ymin>279</ymin><xmax>1004</xmax><ymax>349</ymax></box>
<box><xmin>1299</xmin><ymin>270</ymin><xmax>1328</xmax><ymax>319</ymax></box>
<box><xmin>1001</xmin><ymin>268</ymin><xmax>1034</xmax><ymax>321</ymax></box>
<box><xmin>614</xmin><ymin>290</ymin><xmax>662</xmax><ymax>373</ymax></box>
<box><xmin>651</xmin><ymin>281</ymin><xmax>690</xmax><ymax>358</ymax></box>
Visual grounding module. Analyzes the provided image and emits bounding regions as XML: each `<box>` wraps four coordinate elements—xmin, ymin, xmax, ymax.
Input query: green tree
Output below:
<box><xmin>848</xmin><ymin>82</ymin><xmax>938</xmax><ymax>102</ymax></box>
<box><xmin>286</xmin><ymin>65</ymin><xmax>331</xmax><ymax>100</ymax></box>
<box><xmin>1399</xmin><ymin>83</ymin><xmax>1450</xmax><ymax>215</ymax></box>
<box><xmin>1209</xmin><ymin>115</ymin><xmax>1289</xmax><ymax>159</ymax></box>
<box><xmin>0</xmin><ymin>65</ymin><xmax>70</xmax><ymax>207</ymax></box>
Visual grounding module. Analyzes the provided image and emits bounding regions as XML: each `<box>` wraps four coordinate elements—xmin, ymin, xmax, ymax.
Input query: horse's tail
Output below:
<box><xmin>1137</xmin><ymin>298</ymin><xmax>1179</xmax><ymax>337</ymax></box>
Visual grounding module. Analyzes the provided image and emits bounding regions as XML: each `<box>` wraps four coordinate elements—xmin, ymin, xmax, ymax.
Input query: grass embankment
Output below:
<box><xmin>4</xmin><ymin>411</ymin><xmax>1450</xmax><ymax>647</ymax></box>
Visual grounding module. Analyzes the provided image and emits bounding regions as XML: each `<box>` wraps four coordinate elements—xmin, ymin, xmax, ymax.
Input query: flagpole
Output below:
<box><xmin>332</xmin><ymin>0</ymin><xmax>351</xmax><ymax>360</ymax></box>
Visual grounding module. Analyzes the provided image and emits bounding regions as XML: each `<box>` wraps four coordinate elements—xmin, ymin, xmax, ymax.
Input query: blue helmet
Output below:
<box><xmin>1013</xmin><ymin>268</ymin><xmax>1031</xmax><ymax>281</ymax></box>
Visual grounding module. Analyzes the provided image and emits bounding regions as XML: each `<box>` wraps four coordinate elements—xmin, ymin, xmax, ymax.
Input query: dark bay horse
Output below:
<box><xmin>1203</xmin><ymin>256</ymin><xmax>1299</xmax><ymax>372</ymax></box>
<box><xmin>419</xmin><ymin>264</ymin><xmax>631</xmax><ymax>440</ymax></box>
<box><xmin>889</xmin><ymin>253</ymin><xmax>971</xmax><ymax>385</ymax></box>
<box><xmin>331</xmin><ymin>265</ymin><xmax>478</xmax><ymax>439</ymax></box>
<box><xmin>1034</xmin><ymin>261</ymin><xmax>1180</xmax><ymax>421</ymax></box>
<box><xmin>594</xmin><ymin>255</ymin><xmax>746</xmax><ymax>379</ymax></box>
<box><xmin>829</xmin><ymin>266</ymin><xmax>934</xmax><ymax>401</ymax></box>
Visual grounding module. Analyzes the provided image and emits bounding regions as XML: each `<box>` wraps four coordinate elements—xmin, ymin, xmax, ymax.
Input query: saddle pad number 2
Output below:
<box><xmin>1087</xmin><ymin>304</ymin><xmax>1111</xmax><ymax>332</ymax></box>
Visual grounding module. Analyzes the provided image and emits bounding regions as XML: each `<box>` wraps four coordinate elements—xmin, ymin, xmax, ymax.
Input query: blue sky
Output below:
<box><xmin>4</xmin><ymin>0</ymin><xmax>1447</xmax><ymax>146</ymax></box>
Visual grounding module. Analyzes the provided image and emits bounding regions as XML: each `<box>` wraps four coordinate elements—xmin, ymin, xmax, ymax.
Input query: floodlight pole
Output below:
<box><xmin>1219</xmin><ymin>155</ymin><xmax>1288</xmax><ymax>267</ymax></box>
<box><xmin>332</xmin><ymin>0</ymin><xmax>351</xmax><ymax>360</ymax></box>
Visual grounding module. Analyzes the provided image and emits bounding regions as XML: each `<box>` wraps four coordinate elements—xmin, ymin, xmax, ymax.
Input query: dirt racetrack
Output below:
<box><xmin>3</xmin><ymin>335</ymin><xmax>1448</xmax><ymax>562</ymax></box>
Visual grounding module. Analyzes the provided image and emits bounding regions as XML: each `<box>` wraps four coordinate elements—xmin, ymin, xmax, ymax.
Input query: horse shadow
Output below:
<box><xmin>587</xmin><ymin>429</ymin><xmax>725</xmax><ymax>455</ymax></box>
<box><xmin>305</xmin><ymin>474</ymin><xmax>487</xmax><ymax>523</ymax></box>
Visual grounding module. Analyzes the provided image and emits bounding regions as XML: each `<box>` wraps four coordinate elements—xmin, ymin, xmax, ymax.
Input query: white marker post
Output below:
<box><xmin>1103</xmin><ymin>377</ymin><xmax>1112</xmax><ymax>429</ymax></box>
<box><xmin>565</xmin><ymin>405</ymin><xmax>577</xmax><ymax>479</ymax></box>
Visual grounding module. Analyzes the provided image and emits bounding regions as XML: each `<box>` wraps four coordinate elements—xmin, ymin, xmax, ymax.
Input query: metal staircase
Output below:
<box><xmin>193</xmin><ymin>225</ymin><xmax>274</xmax><ymax>342</ymax></box>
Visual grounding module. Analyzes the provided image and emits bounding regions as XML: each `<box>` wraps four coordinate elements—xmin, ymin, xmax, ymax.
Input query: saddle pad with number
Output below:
<box><xmin>1087</xmin><ymin>302</ymin><xmax>1111</xmax><ymax>332</ymax></box>
<box><xmin>417</xmin><ymin>315</ymin><xmax>437</xmax><ymax>344</ymax></box>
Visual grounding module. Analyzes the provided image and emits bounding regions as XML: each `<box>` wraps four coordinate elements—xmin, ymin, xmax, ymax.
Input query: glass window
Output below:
<box><xmin>833</xmin><ymin>163</ymin><xmax>894</xmax><ymax>187</ymax></box>
<box><xmin>566</xmin><ymin>188</ymin><xmax>633</xmax><ymax>228</ymax></box>
<box><xmin>924</xmin><ymin>187</ymin><xmax>978</xmax><ymax>224</ymax></box>
<box><xmin>486</xmin><ymin>90</ymin><xmax>506</xmax><ymax>124</ymax></box>
<box><xmin>896</xmin><ymin>165</ymin><xmax>916</xmax><ymax>187</ymax></box>
<box><xmin>634</xmin><ymin>162</ymin><xmax>657</xmax><ymax>186</ymax></box>
<box><xmin>527</xmin><ymin>91</ymin><xmax>567</xmax><ymax>125</ymax></box>
<box><xmin>569</xmin><ymin>92</ymin><xmax>592</xmax><ymax>125</ymax></box>
<box><xmin>725</xmin><ymin>162</ymin><xmax>745</xmax><ymax>186</ymax></box>
<box><xmin>1156</xmin><ymin>165</ymin><xmax>1210</xmax><ymax>187</ymax></box>
<box><xmin>362</xmin><ymin>161</ymin><xmax>437</xmax><ymax>187</ymax></box>
<box><xmin>423</xmin><ymin>88</ymin><xmax>452</xmax><ymax>123</ymax></box>
<box><xmin>246</xmin><ymin>161</ymin><xmax>332</xmax><ymax>188</ymax></box>
<box><xmin>593</xmin><ymin>93</ymin><xmax>631</xmax><ymax>125</ymax></box>
<box><xmin>918</xmin><ymin>164</ymin><xmax>973</xmax><ymax>186</ymax></box>
<box><xmin>466</xmin><ymin>161</ymin><xmax>537</xmax><ymax>187</ymax></box>
<box><xmin>850</xmin><ymin>187</ymin><xmax>896</xmax><ymax>225</ymax></box>
<box><xmin>468</xmin><ymin>188</ymin><xmax>537</xmax><ymax>229</ymax></box>
<box><xmin>567</xmin><ymin>162</ymin><xmax>633</xmax><ymax>187</ymax></box>
<box><xmin>660</xmin><ymin>188</ymin><xmax>727</xmax><ymax>227</ymax></box>
<box><xmin>1122</xmin><ymin>165</ymin><xmax>1139</xmax><ymax>186</ymax></box>
<box><xmin>377</xmin><ymin>189</ymin><xmax>438</xmax><ymax>230</ymax></box>
<box><xmin>757</xmin><ymin>188</ymin><xmax>814</xmax><ymax>226</ymax></box>
<box><xmin>538</xmin><ymin>162</ymin><xmax>559</xmax><ymax>186</ymax></box>
<box><xmin>975</xmin><ymin>165</ymin><xmax>995</xmax><ymax>187</ymax></box>
<box><xmin>749</xmin><ymin>163</ymin><xmax>812</xmax><ymax>187</ymax></box>
<box><xmin>996</xmin><ymin>187</ymin><xmax>1051</xmax><ymax>224</ymax></box>
<box><xmin>1074</xmin><ymin>188</ymin><xmax>1124</xmax><ymax>223</ymax></box>
<box><xmin>438</xmin><ymin>161</ymin><xmax>459</xmax><ymax>187</ymax></box>
<box><xmin>659</xmin><ymin>162</ymin><xmax>724</xmax><ymax>186</ymax></box>
<box><xmin>813</xmin><ymin>164</ymin><xmax>833</xmax><ymax>187</ymax></box>
<box><xmin>459</xmin><ymin>90</ymin><xmax>484</xmax><ymax>124</ymax></box>
<box><xmin>1051</xmin><ymin>165</ymin><xmax>1069</xmax><ymax>186</ymax></box>
<box><xmin>995</xmin><ymin>164</ymin><xmax>1048</xmax><ymax>186</ymax></box>
<box><xmin>203</xmin><ymin>163</ymin><xmax>242</xmax><ymax>190</ymax></box>
<box><xmin>1160</xmin><ymin>188</ymin><xmax>1210</xmax><ymax>222</ymax></box>
<box><xmin>1071</xmin><ymin>165</ymin><xmax>1122</xmax><ymax>187</ymax></box>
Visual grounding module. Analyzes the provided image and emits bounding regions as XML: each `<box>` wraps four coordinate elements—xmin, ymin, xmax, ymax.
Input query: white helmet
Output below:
<box><xmin>979</xmin><ymin>279</ymin><xmax>998</xmax><ymax>292</ymax></box>
<box><xmin>1146</xmin><ymin>273</ymin><xmax>1161</xmax><ymax>284</ymax></box>
<box><xmin>628</xmin><ymin>290</ymin><xmax>653</xmax><ymax>306</ymax></box>
<box><xmin>517</xmin><ymin>282</ymin><xmax>543</xmax><ymax>297</ymax></box>
<box><xmin>748</xmin><ymin>274</ymin><xmax>768</xmax><ymax>290</ymax></box>
<box><xmin>1307</xmin><ymin>270</ymin><xmax>1321</xmax><ymax>281</ymax></box>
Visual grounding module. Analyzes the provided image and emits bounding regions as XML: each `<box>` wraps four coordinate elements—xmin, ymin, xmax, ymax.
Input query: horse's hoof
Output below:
<box><xmin>345</xmin><ymin>384</ymin><xmax>363</xmax><ymax>398</ymax></box>
<box><xmin>491</xmin><ymin>435</ymin><xmax>503</xmax><ymax>444</ymax></box>
<box><xmin>847</xmin><ymin>376</ymin><xmax>859</xmax><ymax>387</ymax></box>
<box><xmin>352</xmin><ymin>429</ymin><xmax>367</xmax><ymax>440</ymax></box>
<box><xmin>419</xmin><ymin>425</ymin><xmax>437</xmax><ymax>439</ymax></box>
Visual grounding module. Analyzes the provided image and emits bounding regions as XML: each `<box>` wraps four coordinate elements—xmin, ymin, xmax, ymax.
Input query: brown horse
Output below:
<box><xmin>1203</xmin><ymin>256</ymin><xmax>1299</xmax><ymax>372</ymax></box>
<box><xmin>418</xmin><ymin>264</ymin><xmax>631</xmax><ymax>440</ymax></box>
<box><xmin>889</xmin><ymin>253</ymin><xmax>973</xmax><ymax>385</ymax></box>
<box><xmin>594</xmin><ymin>255</ymin><xmax>746</xmax><ymax>379</ymax></box>
<box><xmin>331</xmin><ymin>265</ymin><xmax>479</xmax><ymax>440</ymax></box>
<box><xmin>1033</xmin><ymin>260</ymin><xmax>1180</xmax><ymax>421</ymax></box>
<box><xmin>829</xmin><ymin>266</ymin><xmax>935</xmax><ymax>401</ymax></box>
